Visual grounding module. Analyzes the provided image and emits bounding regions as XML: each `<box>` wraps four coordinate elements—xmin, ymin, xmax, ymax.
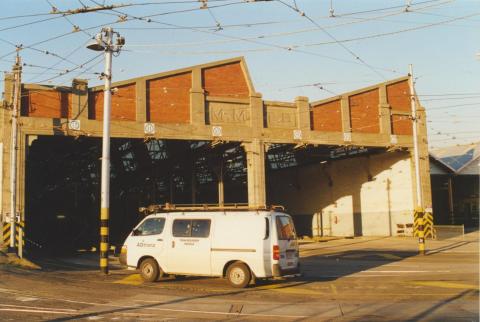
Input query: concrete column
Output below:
<box><xmin>135</xmin><ymin>79</ymin><xmax>147</xmax><ymax>122</ymax></box>
<box><xmin>295</xmin><ymin>96</ymin><xmax>310</xmax><ymax>132</ymax></box>
<box><xmin>417</xmin><ymin>107</ymin><xmax>432</xmax><ymax>210</ymax></box>
<box><xmin>190</xmin><ymin>68</ymin><xmax>206</xmax><ymax>125</ymax></box>
<box><xmin>71</xmin><ymin>79</ymin><xmax>89</xmax><ymax>120</ymax></box>
<box><xmin>212</xmin><ymin>164</ymin><xmax>225</xmax><ymax>206</ymax></box>
<box><xmin>340</xmin><ymin>96</ymin><xmax>351</xmax><ymax>133</ymax></box>
<box><xmin>1</xmin><ymin>74</ymin><xmax>13</xmax><ymax>227</ymax></box>
<box><xmin>243</xmin><ymin>139</ymin><xmax>266</xmax><ymax>207</ymax></box>
<box><xmin>191</xmin><ymin>163</ymin><xmax>197</xmax><ymax>204</ymax></box>
<box><xmin>448</xmin><ymin>176</ymin><xmax>454</xmax><ymax>224</ymax></box>
<box><xmin>249</xmin><ymin>92</ymin><xmax>263</xmax><ymax>132</ymax></box>
<box><xmin>378</xmin><ymin>85</ymin><xmax>392</xmax><ymax>135</ymax></box>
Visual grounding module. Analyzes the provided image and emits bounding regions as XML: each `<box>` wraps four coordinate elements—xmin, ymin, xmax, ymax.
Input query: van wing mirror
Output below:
<box><xmin>132</xmin><ymin>229</ymin><xmax>141</xmax><ymax>236</ymax></box>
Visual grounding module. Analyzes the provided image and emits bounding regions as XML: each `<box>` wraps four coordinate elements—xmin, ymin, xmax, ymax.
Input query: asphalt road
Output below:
<box><xmin>0</xmin><ymin>231</ymin><xmax>478</xmax><ymax>321</ymax></box>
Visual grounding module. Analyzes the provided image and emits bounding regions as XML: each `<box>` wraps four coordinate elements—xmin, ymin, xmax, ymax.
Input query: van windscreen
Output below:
<box><xmin>276</xmin><ymin>216</ymin><xmax>296</xmax><ymax>240</ymax></box>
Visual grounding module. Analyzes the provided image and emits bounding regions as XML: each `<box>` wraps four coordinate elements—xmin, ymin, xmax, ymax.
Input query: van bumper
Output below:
<box><xmin>119</xmin><ymin>252</ymin><xmax>127</xmax><ymax>266</ymax></box>
<box><xmin>272</xmin><ymin>263</ymin><xmax>300</xmax><ymax>277</ymax></box>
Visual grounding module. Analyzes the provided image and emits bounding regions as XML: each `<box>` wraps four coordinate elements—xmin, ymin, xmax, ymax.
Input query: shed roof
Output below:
<box><xmin>430</xmin><ymin>142</ymin><xmax>480</xmax><ymax>174</ymax></box>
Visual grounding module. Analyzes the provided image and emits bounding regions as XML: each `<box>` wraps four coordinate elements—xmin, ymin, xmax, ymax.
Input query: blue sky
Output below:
<box><xmin>0</xmin><ymin>0</ymin><xmax>478</xmax><ymax>148</ymax></box>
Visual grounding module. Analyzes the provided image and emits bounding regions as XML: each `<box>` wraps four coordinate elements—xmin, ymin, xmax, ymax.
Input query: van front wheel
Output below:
<box><xmin>139</xmin><ymin>258</ymin><xmax>159</xmax><ymax>282</ymax></box>
<box><xmin>226</xmin><ymin>262</ymin><xmax>251</xmax><ymax>288</ymax></box>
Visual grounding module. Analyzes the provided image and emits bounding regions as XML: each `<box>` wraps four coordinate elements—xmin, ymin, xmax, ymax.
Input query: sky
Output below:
<box><xmin>0</xmin><ymin>0</ymin><xmax>478</xmax><ymax>148</ymax></box>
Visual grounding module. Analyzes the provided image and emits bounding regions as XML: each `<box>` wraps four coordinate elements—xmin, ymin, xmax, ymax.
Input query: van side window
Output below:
<box><xmin>191</xmin><ymin>220</ymin><xmax>211</xmax><ymax>238</ymax></box>
<box><xmin>172</xmin><ymin>219</ymin><xmax>211</xmax><ymax>238</ymax></box>
<box><xmin>276</xmin><ymin>216</ymin><xmax>296</xmax><ymax>240</ymax></box>
<box><xmin>264</xmin><ymin>218</ymin><xmax>269</xmax><ymax>240</ymax></box>
<box><xmin>135</xmin><ymin>218</ymin><xmax>165</xmax><ymax>236</ymax></box>
<box><xmin>172</xmin><ymin>220</ymin><xmax>191</xmax><ymax>237</ymax></box>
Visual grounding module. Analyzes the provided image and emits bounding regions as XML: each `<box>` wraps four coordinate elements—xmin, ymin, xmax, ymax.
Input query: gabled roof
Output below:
<box><xmin>430</xmin><ymin>142</ymin><xmax>480</xmax><ymax>174</ymax></box>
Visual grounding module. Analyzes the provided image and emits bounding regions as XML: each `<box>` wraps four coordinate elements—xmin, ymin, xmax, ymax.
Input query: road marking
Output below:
<box><xmin>411</xmin><ymin>281</ymin><xmax>479</xmax><ymax>290</ymax></box>
<box><xmin>0</xmin><ymin>308</ymin><xmax>73</xmax><ymax>314</ymax></box>
<box><xmin>360</xmin><ymin>270</ymin><xmax>451</xmax><ymax>273</ymax></box>
<box><xmin>330</xmin><ymin>284</ymin><xmax>338</xmax><ymax>295</ymax></box>
<box><xmin>113</xmin><ymin>274</ymin><xmax>143</xmax><ymax>286</ymax></box>
<box><xmin>15</xmin><ymin>296</ymin><xmax>38</xmax><ymax>302</ymax></box>
<box><xmin>255</xmin><ymin>283</ymin><xmax>323</xmax><ymax>295</ymax></box>
<box><xmin>0</xmin><ymin>303</ymin><xmax>77</xmax><ymax>312</ymax></box>
<box><xmin>343</xmin><ymin>253</ymin><xmax>402</xmax><ymax>260</ymax></box>
<box><xmin>138</xmin><ymin>306</ymin><xmax>309</xmax><ymax>319</ymax></box>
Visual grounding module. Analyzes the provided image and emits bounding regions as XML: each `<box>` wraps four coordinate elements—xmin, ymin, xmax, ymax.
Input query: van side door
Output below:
<box><xmin>275</xmin><ymin>215</ymin><xmax>299</xmax><ymax>272</ymax></box>
<box><xmin>167</xmin><ymin>218</ymin><xmax>212</xmax><ymax>275</ymax></box>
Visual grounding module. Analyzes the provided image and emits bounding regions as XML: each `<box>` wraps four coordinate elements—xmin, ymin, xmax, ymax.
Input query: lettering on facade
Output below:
<box><xmin>209</xmin><ymin>102</ymin><xmax>250</xmax><ymax>125</ymax></box>
<box><xmin>267</xmin><ymin>107</ymin><xmax>297</xmax><ymax>129</ymax></box>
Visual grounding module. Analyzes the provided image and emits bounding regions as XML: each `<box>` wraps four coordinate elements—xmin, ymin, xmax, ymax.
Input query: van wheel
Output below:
<box><xmin>226</xmin><ymin>262</ymin><xmax>251</xmax><ymax>288</ymax></box>
<box><xmin>139</xmin><ymin>258</ymin><xmax>159</xmax><ymax>282</ymax></box>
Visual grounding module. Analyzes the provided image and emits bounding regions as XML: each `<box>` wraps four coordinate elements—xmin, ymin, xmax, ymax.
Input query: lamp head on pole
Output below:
<box><xmin>86</xmin><ymin>33</ymin><xmax>105</xmax><ymax>51</ymax></box>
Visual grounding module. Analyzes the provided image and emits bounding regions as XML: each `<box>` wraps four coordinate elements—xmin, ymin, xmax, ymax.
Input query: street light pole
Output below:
<box><xmin>87</xmin><ymin>27</ymin><xmax>124</xmax><ymax>274</ymax></box>
<box><xmin>9</xmin><ymin>53</ymin><xmax>21</xmax><ymax>253</ymax></box>
<box><xmin>100</xmin><ymin>28</ymin><xmax>113</xmax><ymax>275</ymax></box>
<box><xmin>409</xmin><ymin>64</ymin><xmax>425</xmax><ymax>255</ymax></box>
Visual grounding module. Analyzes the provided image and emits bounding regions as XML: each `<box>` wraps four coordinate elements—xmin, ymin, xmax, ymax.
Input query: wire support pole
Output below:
<box><xmin>409</xmin><ymin>64</ymin><xmax>425</xmax><ymax>255</ymax></box>
<box><xmin>100</xmin><ymin>27</ymin><xmax>113</xmax><ymax>275</ymax></box>
<box><xmin>8</xmin><ymin>52</ymin><xmax>21</xmax><ymax>253</ymax></box>
<box><xmin>86</xmin><ymin>27</ymin><xmax>124</xmax><ymax>274</ymax></box>
<box><xmin>409</xmin><ymin>64</ymin><xmax>422</xmax><ymax>208</ymax></box>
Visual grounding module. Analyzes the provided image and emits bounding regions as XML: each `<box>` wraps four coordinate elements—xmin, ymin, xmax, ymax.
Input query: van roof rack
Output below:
<box><xmin>139</xmin><ymin>203</ymin><xmax>285</xmax><ymax>214</ymax></box>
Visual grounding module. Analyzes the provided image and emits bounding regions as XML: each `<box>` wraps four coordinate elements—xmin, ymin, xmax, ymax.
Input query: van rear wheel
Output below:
<box><xmin>226</xmin><ymin>262</ymin><xmax>251</xmax><ymax>288</ymax></box>
<box><xmin>139</xmin><ymin>258</ymin><xmax>160</xmax><ymax>282</ymax></box>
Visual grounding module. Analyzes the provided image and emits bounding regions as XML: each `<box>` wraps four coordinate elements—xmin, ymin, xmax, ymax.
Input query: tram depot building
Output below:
<box><xmin>0</xmin><ymin>57</ymin><xmax>432</xmax><ymax>253</ymax></box>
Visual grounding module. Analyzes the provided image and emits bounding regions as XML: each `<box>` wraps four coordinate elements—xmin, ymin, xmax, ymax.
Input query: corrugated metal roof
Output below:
<box><xmin>430</xmin><ymin>142</ymin><xmax>480</xmax><ymax>173</ymax></box>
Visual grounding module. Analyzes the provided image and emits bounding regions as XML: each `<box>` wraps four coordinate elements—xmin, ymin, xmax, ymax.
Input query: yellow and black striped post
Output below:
<box><xmin>414</xmin><ymin>207</ymin><xmax>426</xmax><ymax>255</ymax></box>
<box><xmin>100</xmin><ymin>208</ymin><xmax>109</xmax><ymax>274</ymax></box>
<box><xmin>16</xmin><ymin>221</ymin><xmax>25</xmax><ymax>258</ymax></box>
<box><xmin>2</xmin><ymin>222</ymin><xmax>11</xmax><ymax>247</ymax></box>
<box><xmin>3</xmin><ymin>221</ymin><xmax>25</xmax><ymax>255</ymax></box>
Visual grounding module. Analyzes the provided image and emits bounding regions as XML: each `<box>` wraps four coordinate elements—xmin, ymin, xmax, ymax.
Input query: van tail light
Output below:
<box><xmin>273</xmin><ymin>245</ymin><xmax>280</xmax><ymax>260</ymax></box>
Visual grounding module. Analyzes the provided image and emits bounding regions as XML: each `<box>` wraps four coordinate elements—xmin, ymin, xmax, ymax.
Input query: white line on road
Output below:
<box><xmin>0</xmin><ymin>303</ymin><xmax>77</xmax><ymax>312</ymax></box>
<box><xmin>0</xmin><ymin>289</ymin><xmax>308</xmax><ymax>319</ymax></box>
<box><xmin>0</xmin><ymin>308</ymin><xmax>74</xmax><ymax>315</ymax></box>
<box><xmin>360</xmin><ymin>270</ymin><xmax>451</xmax><ymax>273</ymax></box>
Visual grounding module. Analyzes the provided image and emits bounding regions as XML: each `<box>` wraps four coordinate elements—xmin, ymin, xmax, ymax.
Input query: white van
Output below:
<box><xmin>119</xmin><ymin>205</ymin><xmax>300</xmax><ymax>288</ymax></box>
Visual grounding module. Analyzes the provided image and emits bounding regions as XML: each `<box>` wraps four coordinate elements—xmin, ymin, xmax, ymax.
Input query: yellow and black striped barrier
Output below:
<box><xmin>2</xmin><ymin>222</ymin><xmax>10</xmax><ymax>247</ymax></box>
<box><xmin>414</xmin><ymin>209</ymin><xmax>434</xmax><ymax>239</ymax></box>
<box><xmin>100</xmin><ymin>207</ymin><xmax>109</xmax><ymax>274</ymax></box>
<box><xmin>2</xmin><ymin>221</ymin><xmax>24</xmax><ymax>248</ymax></box>
<box><xmin>15</xmin><ymin>221</ymin><xmax>25</xmax><ymax>248</ymax></box>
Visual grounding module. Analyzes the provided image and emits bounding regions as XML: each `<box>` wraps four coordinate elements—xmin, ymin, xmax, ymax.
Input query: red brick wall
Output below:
<box><xmin>147</xmin><ymin>72</ymin><xmax>191</xmax><ymax>123</ymax></box>
<box><xmin>349</xmin><ymin>89</ymin><xmax>380</xmax><ymax>133</ymax></box>
<box><xmin>89</xmin><ymin>84</ymin><xmax>136</xmax><ymax>121</ymax></box>
<box><xmin>202</xmin><ymin>62</ymin><xmax>249</xmax><ymax>98</ymax></box>
<box><xmin>391</xmin><ymin>114</ymin><xmax>413</xmax><ymax>135</ymax></box>
<box><xmin>311</xmin><ymin>100</ymin><xmax>342</xmax><ymax>132</ymax></box>
<box><xmin>387</xmin><ymin>80</ymin><xmax>410</xmax><ymax>112</ymax></box>
<box><xmin>21</xmin><ymin>89</ymin><xmax>71</xmax><ymax>118</ymax></box>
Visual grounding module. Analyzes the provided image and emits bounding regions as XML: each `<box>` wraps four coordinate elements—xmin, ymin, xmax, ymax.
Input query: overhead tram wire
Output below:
<box><xmin>426</xmin><ymin>102</ymin><xmax>479</xmax><ymax>110</ymax></box>
<box><xmin>1</xmin><ymin>0</ymin><xmax>455</xmax><ymax>66</ymax></box>
<box><xmin>0</xmin><ymin>0</ymin><xmax>245</xmax><ymax>61</ymax></box>
<box><xmin>25</xmin><ymin>36</ymin><xmax>94</xmax><ymax>83</ymax></box>
<box><xmin>121</xmin><ymin>2</ymin><xmax>465</xmax><ymax>51</ymax></box>
<box><xmin>333</xmin><ymin>0</ymin><xmax>450</xmax><ymax>17</ymax></box>
<box><xmin>87</xmin><ymin>1</ymin><xmax>400</xmax><ymax>75</ymax></box>
<box><xmin>30</xmin><ymin>53</ymin><xmax>102</xmax><ymax>85</ymax></box>
<box><xmin>45</xmin><ymin>0</ymin><xmax>95</xmax><ymax>38</ymax></box>
<box><xmin>277</xmin><ymin>0</ymin><xmax>390</xmax><ymax>81</ymax></box>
